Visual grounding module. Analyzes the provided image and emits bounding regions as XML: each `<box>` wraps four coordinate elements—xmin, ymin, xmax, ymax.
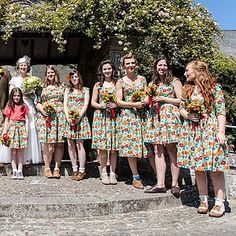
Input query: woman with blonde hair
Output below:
<box><xmin>36</xmin><ymin>65</ymin><xmax>66</xmax><ymax>179</ymax></box>
<box><xmin>177</xmin><ymin>60</ymin><xmax>228</xmax><ymax>217</ymax></box>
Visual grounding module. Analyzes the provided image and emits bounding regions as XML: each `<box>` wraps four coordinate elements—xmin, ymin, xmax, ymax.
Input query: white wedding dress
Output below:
<box><xmin>0</xmin><ymin>76</ymin><xmax>42</xmax><ymax>164</ymax></box>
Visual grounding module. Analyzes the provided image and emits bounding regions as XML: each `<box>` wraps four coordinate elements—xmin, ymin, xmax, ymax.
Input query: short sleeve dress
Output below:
<box><xmin>177</xmin><ymin>84</ymin><xmax>229</xmax><ymax>172</ymax></box>
<box><xmin>64</xmin><ymin>87</ymin><xmax>91</xmax><ymax>140</ymax></box>
<box><xmin>145</xmin><ymin>79</ymin><xmax>181</xmax><ymax>145</ymax></box>
<box><xmin>36</xmin><ymin>85</ymin><xmax>66</xmax><ymax>143</ymax></box>
<box><xmin>117</xmin><ymin>77</ymin><xmax>153</xmax><ymax>158</ymax></box>
<box><xmin>92</xmin><ymin>83</ymin><xmax>118</xmax><ymax>151</ymax></box>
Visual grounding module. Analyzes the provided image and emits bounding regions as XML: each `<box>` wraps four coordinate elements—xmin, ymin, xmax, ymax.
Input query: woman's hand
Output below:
<box><xmin>99</xmin><ymin>102</ymin><xmax>107</xmax><ymax>110</ymax></box>
<box><xmin>153</xmin><ymin>96</ymin><xmax>166</xmax><ymax>103</ymax></box>
<box><xmin>107</xmin><ymin>102</ymin><xmax>117</xmax><ymax>109</ymax></box>
<box><xmin>216</xmin><ymin>131</ymin><xmax>226</xmax><ymax>145</ymax></box>
<box><xmin>133</xmin><ymin>101</ymin><xmax>145</xmax><ymax>109</ymax></box>
<box><xmin>187</xmin><ymin>113</ymin><xmax>199</xmax><ymax>123</ymax></box>
<box><xmin>40</xmin><ymin>108</ymin><xmax>49</xmax><ymax>117</ymax></box>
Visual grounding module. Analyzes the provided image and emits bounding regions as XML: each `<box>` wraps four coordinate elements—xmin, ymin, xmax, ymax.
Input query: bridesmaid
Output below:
<box><xmin>177</xmin><ymin>60</ymin><xmax>228</xmax><ymax>217</ymax></box>
<box><xmin>116</xmin><ymin>53</ymin><xmax>153</xmax><ymax>189</ymax></box>
<box><xmin>36</xmin><ymin>65</ymin><xmax>66</xmax><ymax>179</ymax></box>
<box><xmin>64</xmin><ymin>69</ymin><xmax>91</xmax><ymax>181</ymax></box>
<box><xmin>91</xmin><ymin>60</ymin><xmax>118</xmax><ymax>185</ymax></box>
<box><xmin>2</xmin><ymin>56</ymin><xmax>42</xmax><ymax>164</ymax></box>
<box><xmin>144</xmin><ymin>57</ymin><xmax>182</xmax><ymax>196</ymax></box>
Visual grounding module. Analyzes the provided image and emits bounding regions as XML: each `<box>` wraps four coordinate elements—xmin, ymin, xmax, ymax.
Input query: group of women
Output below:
<box><xmin>0</xmin><ymin>53</ymin><xmax>229</xmax><ymax>218</ymax></box>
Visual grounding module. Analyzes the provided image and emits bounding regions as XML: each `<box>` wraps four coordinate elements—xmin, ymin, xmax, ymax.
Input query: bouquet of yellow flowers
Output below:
<box><xmin>0</xmin><ymin>133</ymin><xmax>11</xmax><ymax>147</ymax></box>
<box><xmin>43</xmin><ymin>103</ymin><xmax>56</xmax><ymax>128</ymax></box>
<box><xmin>101</xmin><ymin>90</ymin><xmax>117</xmax><ymax>119</ymax></box>
<box><xmin>186</xmin><ymin>99</ymin><xmax>206</xmax><ymax>117</ymax></box>
<box><xmin>186</xmin><ymin>99</ymin><xmax>206</xmax><ymax>130</ymax></box>
<box><xmin>22</xmin><ymin>76</ymin><xmax>42</xmax><ymax>95</ymax></box>
<box><xmin>131</xmin><ymin>89</ymin><xmax>146</xmax><ymax>102</ymax></box>
<box><xmin>69</xmin><ymin>110</ymin><xmax>80</xmax><ymax>131</ymax></box>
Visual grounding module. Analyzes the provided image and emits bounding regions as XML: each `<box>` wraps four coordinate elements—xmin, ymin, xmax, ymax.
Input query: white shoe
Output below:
<box><xmin>109</xmin><ymin>173</ymin><xmax>118</xmax><ymax>185</ymax></box>
<box><xmin>17</xmin><ymin>171</ymin><xmax>24</xmax><ymax>180</ymax></box>
<box><xmin>11</xmin><ymin>171</ymin><xmax>18</xmax><ymax>180</ymax></box>
<box><xmin>101</xmin><ymin>173</ymin><xmax>110</xmax><ymax>185</ymax></box>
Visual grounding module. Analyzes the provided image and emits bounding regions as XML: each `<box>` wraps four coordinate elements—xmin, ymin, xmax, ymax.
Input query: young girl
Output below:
<box><xmin>2</xmin><ymin>88</ymin><xmax>29</xmax><ymax>179</ymax></box>
<box><xmin>64</xmin><ymin>69</ymin><xmax>91</xmax><ymax>181</ymax></box>
<box><xmin>91</xmin><ymin>60</ymin><xmax>118</xmax><ymax>185</ymax></box>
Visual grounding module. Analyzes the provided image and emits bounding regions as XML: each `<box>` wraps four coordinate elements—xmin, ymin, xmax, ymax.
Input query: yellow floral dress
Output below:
<box><xmin>145</xmin><ymin>79</ymin><xmax>181</xmax><ymax>145</ymax></box>
<box><xmin>64</xmin><ymin>87</ymin><xmax>91</xmax><ymax>140</ymax></box>
<box><xmin>177</xmin><ymin>84</ymin><xmax>229</xmax><ymax>172</ymax></box>
<box><xmin>92</xmin><ymin>84</ymin><xmax>118</xmax><ymax>150</ymax></box>
<box><xmin>36</xmin><ymin>85</ymin><xmax>66</xmax><ymax>143</ymax></box>
<box><xmin>117</xmin><ymin>77</ymin><xmax>153</xmax><ymax>158</ymax></box>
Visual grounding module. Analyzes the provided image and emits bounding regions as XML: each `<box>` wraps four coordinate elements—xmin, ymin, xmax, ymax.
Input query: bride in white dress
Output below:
<box><xmin>0</xmin><ymin>56</ymin><xmax>42</xmax><ymax>164</ymax></box>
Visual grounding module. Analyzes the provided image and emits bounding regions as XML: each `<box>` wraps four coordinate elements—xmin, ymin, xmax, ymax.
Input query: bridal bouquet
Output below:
<box><xmin>22</xmin><ymin>76</ymin><xmax>42</xmax><ymax>95</ymax></box>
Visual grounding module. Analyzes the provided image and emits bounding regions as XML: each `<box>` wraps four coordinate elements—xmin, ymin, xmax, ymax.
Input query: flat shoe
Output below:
<box><xmin>197</xmin><ymin>201</ymin><xmax>208</xmax><ymax>214</ymax></box>
<box><xmin>144</xmin><ymin>186</ymin><xmax>166</xmax><ymax>193</ymax></box>
<box><xmin>132</xmin><ymin>179</ymin><xmax>144</xmax><ymax>189</ymax></box>
<box><xmin>171</xmin><ymin>186</ymin><xmax>180</xmax><ymax>197</ymax></box>
<box><xmin>74</xmin><ymin>172</ymin><xmax>86</xmax><ymax>181</ymax></box>
<box><xmin>209</xmin><ymin>205</ymin><xmax>224</xmax><ymax>218</ymax></box>
<box><xmin>52</xmin><ymin>169</ymin><xmax>61</xmax><ymax>179</ymax></box>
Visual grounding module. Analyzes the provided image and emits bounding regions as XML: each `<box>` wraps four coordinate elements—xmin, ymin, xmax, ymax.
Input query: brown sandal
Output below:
<box><xmin>209</xmin><ymin>205</ymin><xmax>224</xmax><ymax>218</ymax></box>
<box><xmin>197</xmin><ymin>201</ymin><xmax>208</xmax><ymax>214</ymax></box>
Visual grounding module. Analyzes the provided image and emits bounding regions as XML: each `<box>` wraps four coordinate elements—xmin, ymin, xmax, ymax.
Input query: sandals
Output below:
<box><xmin>197</xmin><ymin>201</ymin><xmax>208</xmax><ymax>214</ymax></box>
<box><xmin>209</xmin><ymin>205</ymin><xmax>225</xmax><ymax>218</ymax></box>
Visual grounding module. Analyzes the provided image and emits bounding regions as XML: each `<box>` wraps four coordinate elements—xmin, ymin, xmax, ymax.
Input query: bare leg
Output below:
<box><xmin>17</xmin><ymin>149</ymin><xmax>24</xmax><ymax>171</ymax></box>
<box><xmin>11</xmin><ymin>149</ymin><xmax>17</xmax><ymax>171</ymax></box>
<box><xmin>195</xmin><ymin>171</ymin><xmax>208</xmax><ymax>195</ymax></box>
<box><xmin>127</xmin><ymin>157</ymin><xmax>138</xmax><ymax>176</ymax></box>
<box><xmin>76</xmin><ymin>140</ymin><xmax>86</xmax><ymax>172</ymax></box>
<box><xmin>166</xmin><ymin>143</ymin><xmax>180</xmax><ymax>187</ymax></box>
<box><xmin>68</xmin><ymin>139</ymin><xmax>77</xmax><ymax>171</ymax></box>
<box><xmin>155</xmin><ymin>145</ymin><xmax>166</xmax><ymax>188</ymax></box>
<box><xmin>110</xmin><ymin>150</ymin><xmax>118</xmax><ymax>173</ymax></box>
<box><xmin>99</xmin><ymin>149</ymin><xmax>108</xmax><ymax>173</ymax></box>
<box><xmin>43</xmin><ymin>143</ymin><xmax>54</xmax><ymax>169</ymax></box>
<box><xmin>210</xmin><ymin>171</ymin><xmax>225</xmax><ymax>200</ymax></box>
<box><xmin>54</xmin><ymin>143</ymin><xmax>64</xmax><ymax>169</ymax></box>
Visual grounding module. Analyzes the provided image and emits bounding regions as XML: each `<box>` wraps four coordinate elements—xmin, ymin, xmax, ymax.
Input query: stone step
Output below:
<box><xmin>0</xmin><ymin>176</ymin><xmax>185</xmax><ymax>219</ymax></box>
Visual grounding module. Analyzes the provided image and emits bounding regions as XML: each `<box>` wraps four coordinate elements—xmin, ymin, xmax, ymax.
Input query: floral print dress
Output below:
<box><xmin>117</xmin><ymin>77</ymin><xmax>153</xmax><ymax>158</ymax></box>
<box><xmin>36</xmin><ymin>85</ymin><xmax>66</xmax><ymax>143</ymax></box>
<box><xmin>145</xmin><ymin>79</ymin><xmax>181</xmax><ymax>145</ymax></box>
<box><xmin>64</xmin><ymin>87</ymin><xmax>91</xmax><ymax>140</ymax></box>
<box><xmin>177</xmin><ymin>84</ymin><xmax>229</xmax><ymax>172</ymax></box>
<box><xmin>92</xmin><ymin>83</ymin><xmax>118</xmax><ymax>151</ymax></box>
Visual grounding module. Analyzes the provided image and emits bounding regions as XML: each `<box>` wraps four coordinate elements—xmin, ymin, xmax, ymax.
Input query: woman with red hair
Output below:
<box><xmin>178</xmin><ymin>60</ymin><xmax>228</xmax><ymax>217</ymax></box>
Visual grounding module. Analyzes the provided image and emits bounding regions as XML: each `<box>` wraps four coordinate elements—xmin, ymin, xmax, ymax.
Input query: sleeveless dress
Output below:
<box><xmin>117</xmin><ymin>77</ymin><xmax>153</xmax><ymax>158</ymax></box>
<box><xmin>0</xmin><ymin>76</ymin><xmax>42</xmax><ymax>164</ymax></box>
<box><xmin>36</xmin><ymin>85</ymin><xmax>66</xmax><ymax>143</ymax></box>
<box><xmin>145</xmin><ymin>79</ymin><xmax>181</xmax><ymax>145</ymax></box>
<box><xmin>92</xmin><ymin>83</ymin><xmax>118</xmax><ymax>151</ymax></box>
<box><xmin>177</xmin><ymin>84</ymin><xmax>229</xmax><ymax>172</ymax></box>
<box><xmin>64</xmin><ymin>87</ymin><xmax>91</xmax><ymax>140</ymax></box>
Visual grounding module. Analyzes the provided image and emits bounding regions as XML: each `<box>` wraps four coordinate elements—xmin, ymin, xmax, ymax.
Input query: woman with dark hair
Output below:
<box><xmin>91</xmin><ymin>60</ymin><xmax>118</xmax><ymax>185</ymax></box>
<box><xmin>1</xmin><ymin>56</ymin><xmax>42</xmax><ymax>164</ymax></box>
<box><xmin>144</xmin><ymin>57</ymin><xmax>182</xmax><ymax>196</ymax></box>
<box><xmin>178</xmin><ymin>60</ymin><xmax>228</xmax><ymax>217</ymax></box>
<box><xmin>64</xmin><ymin>69</ymin><xmax>91</xmax><ymax>181</ymax></box>
<box><xmin>36</xmin><ymin>65</ymin><xmax>66</xmax><ymax>179</ymax></box>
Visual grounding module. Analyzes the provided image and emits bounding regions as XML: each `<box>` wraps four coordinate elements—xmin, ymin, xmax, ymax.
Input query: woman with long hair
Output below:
<box><xmin>91</xmin><ymin>60</ymin><xmax>118</xmax><ymax>185</ymax></box>
<box><xmin>177</xmin><ymin>60</ymin><xmax>228</xmax><ymax>217</ymax></box>
<box><xmin>64</xmin><ymin>69</ymin><xmax>91</xmax><ymax>181</ymax></box>
<box><xmin>36</xmin><ymin>65</ymin><xmax>66</xmax><ymax>179</ymax></box>
<box><xmin>144</xmin><ymin>57</ymin><xmax>182</xmax><ymax>196</ymax></box>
